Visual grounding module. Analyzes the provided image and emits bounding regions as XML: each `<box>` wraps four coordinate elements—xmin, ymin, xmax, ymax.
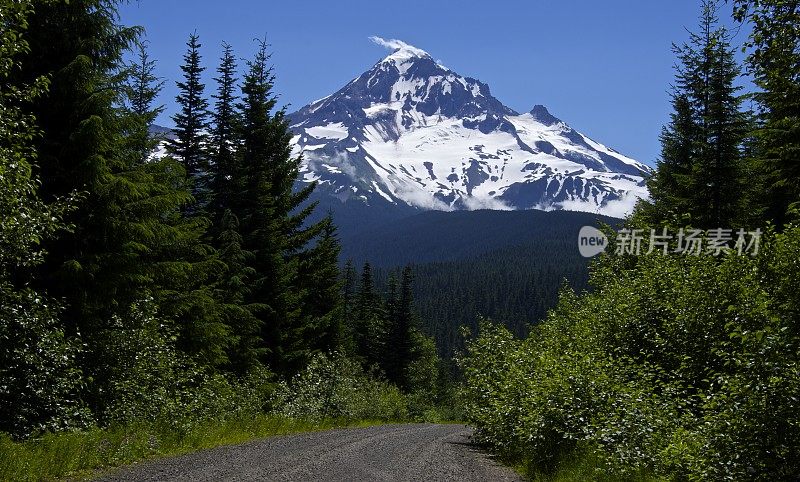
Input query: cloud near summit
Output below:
<box><xmin>369</xmin><ymin>36</ymin><xmax>409</xmax><ymax>50</ymax></box>
<box><xmin>368</xmin><ymin>36</ymin><xmax>428</xmax><ymax>57</ymax></box>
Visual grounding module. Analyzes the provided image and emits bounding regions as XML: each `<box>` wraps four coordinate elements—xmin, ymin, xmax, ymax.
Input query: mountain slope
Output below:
<box><xmin>290</xmin><ymin>38</ymin><xmax>650</xmax><ymax>217</ymax></box>
<box><xmin>340</xmin><ymin>209</ymin><xmax>619</xmax><ymax>267</ymax></box>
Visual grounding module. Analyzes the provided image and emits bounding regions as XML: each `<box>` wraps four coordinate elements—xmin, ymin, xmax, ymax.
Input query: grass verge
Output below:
<box><xmin>0</xmin><ymin>415</ymin><xmax>385</xmax><ymax>481</ymax></box>
<box><xmin>514</xmin><ymin>450</ymin><xmax>666</xmax><ymax>482</ymax></box>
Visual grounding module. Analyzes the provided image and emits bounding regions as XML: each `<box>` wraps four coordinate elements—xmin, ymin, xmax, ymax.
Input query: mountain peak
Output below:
<box><xmin>288</xmin><ymin>41</ymin><xmax>649</xmax><ymax>218</ymax></box>
<box><xmin>369</xmin><ymin>36</ymin><xmax>431</xmax><ymax>63</ymax></box>
<box><xmin>529</xmin><ymin>104</ymin><xmax>560</xmax><ymax>126</ymax></box>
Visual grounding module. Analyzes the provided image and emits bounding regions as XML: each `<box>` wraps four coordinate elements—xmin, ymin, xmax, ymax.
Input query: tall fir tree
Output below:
<box><xmin>209</xmin><ymin>42</ymin><xmax>240</xmax><ymax>222</ymax></box>
<box><xmin>353</xmin><ymin>262</ymin><xmax>386</xmax><ymax>368</ymax></box>
<box><xmin>11</xmin><ymin>0</ymin><xmax>146</xmax><ymax>332</ymax></box>
<box><xmin>12</xmin><ymin>1</ymin><xmax>233</xmax><ymax>398</ymax></box>
<box><xmin>234</xmin><ymin>40</ymin><xmax>333</xmax><ymax>375</ymax></box>
<box><xmin>695</xmin><ymin>3</ymin><xmax>749</xmax><ymax>227</ymax></box>
<box><xmin>216</xmin><ymin>209</ymin><xmax>263</xmax><ymax>374</ymax></box>
<box><xmin>637</xmin><ymin>1</ymin><xmax>748</xmax><ymax>228</ymax></box>
<box><xmin>122</xmin><ymin>39</ymin><xmax>164</xmax><ymax>164</ymax></box>
<box><xmin>169</xmin><ymin>32</ymin><xmax>211</xmax><ymax>203</ymax></box>
<box><xmin>384</xmin><ymin>266</ymin><xmax>417</xmax><ymax>389</ymax></box>
<box><xmin>734</xmin><ymin>0</ymin><xmax>800</xmax><ymax>227</ymax></box>
<box><xmin>640</xmin><ymin>94</ymin><xmax>697</xmax><ymax>224</ymax></box>
<box><xmin>339</xmin><ymin>259</ymin><xmax>358</xmax><ymax>356</ymax></box>
<box><xmin>0</xmin><ymin>0</ymin><xmax>91</xmax><ymax>438</ymax></box>
<box><xmin>297</xmin><ymin>215</ymin><xmax>343</xmax><ymax>355</ymax></box>
<box><xmin>235</xmin><ymin>40</ymin><xmax>291</xmax><ymax>373</ymax></box>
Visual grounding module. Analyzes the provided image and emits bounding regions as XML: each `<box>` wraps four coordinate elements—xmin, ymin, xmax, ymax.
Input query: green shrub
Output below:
<box><xmin>462</xmin><ymin>226</ymin><xmax>800</xmax><ymax>480</ymax></box>
<box><xmin>90</xmin><ymin>298</ymin><xmax>278</xmax><ymax>434</ymax></box>
<box><xmin>276</xmin><ymin>352</ymin><xmax>408</xmax><ymax>421</ymax></box>
<box><xmin>0</xmin><ymin>288</ymin><xmax>93</xmax><ymax>438</ymax></box>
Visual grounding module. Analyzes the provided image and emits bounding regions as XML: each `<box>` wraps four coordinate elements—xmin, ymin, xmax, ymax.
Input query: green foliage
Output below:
<box><xmin>0</xmin><ymin>0</ymin><xmax>442</xmax><ymax>455</ymax></box>
<box><xmin>168</xmin><ymin>32</ymin><xmax>211</xmax><ymax>193</ymax></box>
<box><xmin>384</xmin><ymin>266</ymin><xmax>416</xmax><ymax>389</ymax></box>
<box><xmin>344</xmin><ymin>262</ymin><xmax>450</xmax><ymax>402</ymax></box>
<box><xmin>209</xmin><ymin>42</ymin><xmax>240</xmax><ymax>221</ymax></box>
<box><xmin>637</xmin><ymin>0</ymin><xmax>748</xmax><ymax>228</ymax></box>
<box><xmin>463</xmin><ymin>5</ymin><xmax>800</xmax><ymax>478</ymax></box>
<box><xmin>275</xmin><ymin>352</ymin><xmax>409</xmax><ymax>422</ymax></box>
<box><xmin>733</xmin><ymin>0</ymin><xmax>800</xmax><ymax>227</ymax></box>
<box><xmin>352</xmin><ymin>262</ymin><xmax>387</xmax><ymax>367</ymax></box>
<box><xmin>0</xmin><ymin>290</ymin><xmax>92</xmax><ymax>439</ymax></box>
<box><xmin>89</xmin><ymin>298</ymin><xmax>269</xmax><ymax>429</ymax></box>
<box><xmin>296</xmin><ymin>216</ymin><xmax>344</xmax><ymax>356</ymax></box>
<box><xmin>229</xmin><ymin>40</ymin><xmax>337</xmax><ymax>374</ymax></box>
<box><xmin>462</xmin><ymin>227</ymin><xmax>800</xmax><ymax>479</ymax></box>
<box><xmin>0</xmin><ymin>0</ymin><xmax>90</xmax><ymax>439</ymax></box>
<box><xmin>405</xmin><ymin>331</ymin><xmax>461</xmax><ymax>422</ymax></box>
<box><xmin>122</xmin><ymin>39</ymin><xmax>165</xmax><ymax>165</ymax></box>
<box><xmin>10</xmin><ymin>1</ymin><xmax>228</xmax><ymax>373</ymax></box>
<box><xmin>216</xmin><ymin>209</ymin><xmax>264</xmax><ymax>374</ymax></box>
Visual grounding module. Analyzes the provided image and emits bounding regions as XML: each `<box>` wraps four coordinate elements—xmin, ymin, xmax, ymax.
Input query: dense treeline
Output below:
<box><xmin>347</xmin><ymin>209</ymin><xmax>616</xmax><ymax>360</ymax></box>
<box><xmin>0</xmin><ymin>0</ymin><xmax>446</xmax><ymax>443</ymax></box>
<box><xmin>340</xmin><ymin>209</ymin><xmax>619</xmax><ymax>267</ymax></box>
<box><xmin>463</xmin><ymin>1</ymin><xmax>800</xmax><ymax>479</ymax></box>
<box><xmin>373</xmin><ymin>233</ymin><xmax>592</xmax><ymax>358</ymax></box>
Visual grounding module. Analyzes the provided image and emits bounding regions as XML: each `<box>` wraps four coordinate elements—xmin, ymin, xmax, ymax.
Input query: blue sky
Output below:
<box><xmin>119</xmin><ymin>0</ymin><xmax>750</xmax><ymax>166</ymax></box>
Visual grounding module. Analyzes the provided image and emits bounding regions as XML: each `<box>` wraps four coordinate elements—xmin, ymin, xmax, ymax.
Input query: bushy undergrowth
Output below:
<box><xmin>0</xmin><ymin>288</ymin><xmax>93</xmax><ymax>438</ymax></box>
<box><xmin>0</xmin><ymin>347</ymin><xmax>455</xmax><ymax>480</ymax></box>
<box><xmin>462</xmin><ymin>226</ymin><xmax>800</xmax><ymax>480</ymax></box>
<box><xmin>274</xmin><ymin>352</ymin><xmax>409</xmax><ymax>421</ymax></box>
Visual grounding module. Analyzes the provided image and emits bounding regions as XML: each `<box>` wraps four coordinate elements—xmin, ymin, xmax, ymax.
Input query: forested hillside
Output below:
<box><xmin>369</xmin><ymin>229</ymin><xmax>595</xmax><ymax>357</ymax></box>
<box><xmin>345</xmin><ymin>209</ymin><xmax>617</xmax><ymax>358</ymax></box>
<box><xmin>340</xmin><ymin>209</ymin><xmax>618</xmax><ymax>267</ymax></box>
<box><xmin>462</xmin><ymin>1</ymin><xmax>800</xmax><ymax>479</ymax></box>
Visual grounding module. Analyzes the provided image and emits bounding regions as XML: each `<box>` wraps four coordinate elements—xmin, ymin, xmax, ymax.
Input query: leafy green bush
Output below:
<box><xmin>91</xmin><ymin>298</ymin><xmax>277</xmax><ymax>433</ymax></box>
<box><xmin>462</xmin><ymin>227</ymin><xmax>800</xmax><ymax>480</ymax></box>
<box><xmin>0</xmin><ymin>288</ymin><xmax>93</xmax><ymax>438</ymax></box>
<box><xmin>275</xmin><ymin>352</ymin><xmax>408</xmax><ymax>421</ymax></box>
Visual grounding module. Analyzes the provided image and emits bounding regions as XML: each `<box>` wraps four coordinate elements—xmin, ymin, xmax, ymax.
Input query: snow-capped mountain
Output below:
<box><xmin>289</xmin><ymin>38</ymin><xmax>650</xmax><ymax>218</ymax></box>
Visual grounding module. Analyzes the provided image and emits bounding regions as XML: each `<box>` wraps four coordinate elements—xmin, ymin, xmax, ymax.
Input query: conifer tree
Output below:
<box><xmin>381</xmin><ymin>267</ymin><xmax>417</xmax><ymax>388</ymax></box>
<box><xmin>123</xmin><ymin>39</ymin><xmax>164</xmax><ymax>164</ymax></box>
<box><xmin>235</xmin><ymin>40</ymin><xmax>291</xmax><ymax>372</ymax></box>
<box><xmin>12</xmin><ymin>0</ymin><xmax>146</xmax><ymax>333</ymax></box>
<box><xmin>0</xmin><ymin>0</ymin><xmax>90</xmax><ymax>438</ymax></box>
<box><xmin>353</xmin><ymin>262</ymin><xmax>386</xmax><ymax>368</ymax></box>
<box><xmin>14</xmin><ymin>1</ymin><xmax>232</xmax><ymax>380</ymax></box>
<box><xmin>694</xmin><ymin>4</ymin><xmax>749</xmax><ymax>227</ymax></box>
<box><xmin>297</xmin><ymin>215</ymin><xmax>343</xmax><ymax>354</ymax></box>
<box><xmin>391</xmin><ymin>266</ymin><xmax>417</xmax><ymax>389</ymax></box>
<box><xmin>638</xmin><ymin>1</ymin><xmax>747</xmax><ymax>228</ymax></box>
<box><xmin>234</xmin><ymin>40</ymin><xmax>333</xmax><ymax>374</ymax></box>
<box><xmin>169</xmin><ymin>32</ymin><xmax>211</xmax><ymax>202</ymax></box>
<box><xmin>216</xmin><ymin>210</ymin><xmax>263</xmax><ymax>374</ymax></box>
<box><xmin>640</xmin><ymin>94</ymin><xmax>699</xmax><ymax>226</ymax></box>
<box><xmin>734</xmin><ymin>0</ymin><xmax>800</xmax><ymax>226</ymax></box>
<box><xmin>210</xmin><ymin>42</ymin><xmax>240</xmax><ymax>221</ymax></box>
<box><xmin>339</xmin><ymin>260</ymin><xmax>358</xmax><ymax>355</ymax></box>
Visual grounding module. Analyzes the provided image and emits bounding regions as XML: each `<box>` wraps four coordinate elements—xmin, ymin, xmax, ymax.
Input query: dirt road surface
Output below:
<box><xmin>97</xmin><ymin>423</ymin><xmax>522</xmax><ymax>481</ymax></box>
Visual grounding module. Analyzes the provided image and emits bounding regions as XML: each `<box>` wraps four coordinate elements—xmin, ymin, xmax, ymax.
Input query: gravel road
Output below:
<box><xmin>96</xmin><ymin>423</ymin><xmax>522</xmax><ymax>481</ymax></box>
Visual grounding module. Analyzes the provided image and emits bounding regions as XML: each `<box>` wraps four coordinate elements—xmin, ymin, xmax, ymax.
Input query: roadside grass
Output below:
<box><xmin>511</xmin><ymin>450</ymin><xmax>666</xmax><ymax>482</ymax></box>
<box><xmin>0</xmin><ymin>415</ymin><xmax>387</xmax><ymax>481</ymax></box>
